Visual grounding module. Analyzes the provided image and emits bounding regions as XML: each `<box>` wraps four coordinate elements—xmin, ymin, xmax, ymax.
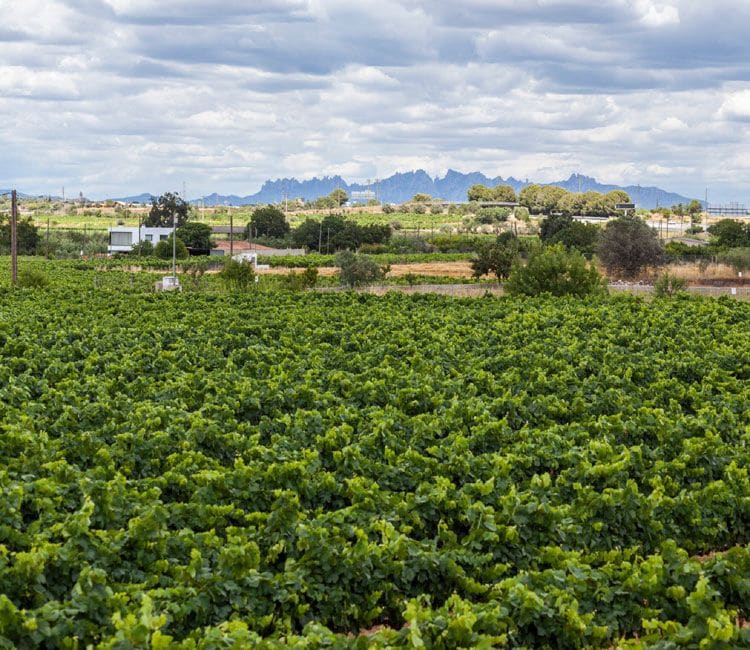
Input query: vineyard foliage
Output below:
<box><xmin>0</xmin><ymin>278</ymin><xmax>749</xmax><ymax>647</ymax></box>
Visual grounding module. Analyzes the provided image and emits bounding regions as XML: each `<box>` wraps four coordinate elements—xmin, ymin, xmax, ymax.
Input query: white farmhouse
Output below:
<box><xmin>108</xmin><ymin>226</ymin><xmax>175</xmax><ymax>254</ymax></box>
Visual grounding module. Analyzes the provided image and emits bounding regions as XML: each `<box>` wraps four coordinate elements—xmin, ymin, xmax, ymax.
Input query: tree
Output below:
<box><xmin>540</xmin><ymin>214</ymin><xmax>573</xmax><ymax>242</ymax></box>
<box><xmin>707</xmin><ymin>219</ymin><xmax>750</xmax><ymax>248</ymax></box>
<box><xmin>471</xmin><ymin>235</ymin><xmax>519</xmax><ymax>280</ymax></box>
<box><xmin>177</xmin><ymin>222</ymin><xmax>213</xmax><ymax>251</ymax></box>
<box><xmin>154</xmin><ymin>236</ymin><xmax>188</xmax><ymax>260</ymax></box>
<box><xmin>548</xmin><ymin>221</ymin><xmax>600</xmax><ymax>256</ymax></box>
<box><xmin>145</xmin><ymin>192</ymin><xmax>189</xmax><ymax>227</ymax></box>
<box><xmin>0</xmin><ymin>218</ymin><xmax>39</xmax><ymax>255</ymax></box>
<box><xmin>505</xmin><ymin>243</ymin><xmax>606</xmax><ymax>297</ymax></box>
<box><xmin>330</xmin><ymin>188</ymin><xmax>348</xmax><ymax>208</ymax></box>
<box><xmin>686</xmin><ymin>200</ymin><xmax>703</xmax><ymax>221</ymax></box>
<box><xmin>537</xmin><ymin>186</ymin><xmax>567</xmax><ymax>214</ymax></box>
<box><xmin>246</xmin><ymin>206</ymin><xmax>290</xmax><ymax>239</ymax></box>
<box><xmin>596</xmin><ymin>216</ymin><xmax>664</xmax><ymax>278</ymax></box>
<box><xmin>336</xmin><ymin>250</ymin><xmax>386</xmax><ymax>288</ymax></box>
<box><xmin>492</xmin><ymin>185</ymin><xmax>517</xmax><ymax>202</ymax></box>
<box><xmin>468</xmin><ymin>185</ymin><xmax>494</xmax><ymax>202</ymax></box>
<box><xmin>519</xmin><ymin>184</ymin><xmax>543</xmax><ymax>212</ymax></box>
<box><xmin>412</xmin><ymin>193</ymin><xmax>432</xmax><ymax>203</ymax></box>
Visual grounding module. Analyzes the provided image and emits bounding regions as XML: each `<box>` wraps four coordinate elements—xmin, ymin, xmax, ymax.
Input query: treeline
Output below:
<box><xmin>466</xmin><ymin>182</ymin><xmax>633</xmax><ymax>217</ymax></box>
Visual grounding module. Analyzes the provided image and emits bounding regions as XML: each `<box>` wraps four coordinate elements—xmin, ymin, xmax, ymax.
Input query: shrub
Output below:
<box><xmin>131</xmin><ymin>240</ymin><xmax>154</xmax><ymax>256</ymax></box>
<box><xmin>654</xmin><ymin>272</ymin><xmax>689</xmax><ymax>298</ymax></box>
<box><xmin>154</xmin><ymin>236</ymin><xmax>188</xmax><ymax>260</ymax></box>
<box><xmin>336</xmin><ymin>251</ymin><xmax>386</xmax><ymax>288</ymax></box>
<box><xmin>281</xmin><ymin>267</ymin><xmax>318</xmax><ymax>291</ymax></box>
<box><xmin>718</xmin><ymin>247</ymin><xmax>750</xmax><ymax>272</ymax></box>
<box><xmin>218</xmin><ymin>258</ymin><xmax>256</xmax><ymax>291</ymax></box>
<box><xmin>382</xmin><ymin>204</ymin><xmax>395</xmax><ymax>214</ymax></box>
<box><xmin>505</xmin><ymin>244</ymin><xmax>606</xmax><ymax>297</ymax></box>
<box><xmin>17</xmin><ymin>268</ymin><xmax>50</xmax><ymax>289</ymax></box>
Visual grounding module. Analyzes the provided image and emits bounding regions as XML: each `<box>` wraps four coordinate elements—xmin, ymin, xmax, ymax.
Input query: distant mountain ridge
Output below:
<box><xmin>115</xmin><ymin>170</ymin><xmax>696</xmax><ymax>209</ymax></box>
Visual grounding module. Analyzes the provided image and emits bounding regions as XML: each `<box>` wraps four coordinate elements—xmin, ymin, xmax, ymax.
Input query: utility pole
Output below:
<box><xmin>172</xmin><ymin>212</ymin><xmax>177</xmax><ymax>280</ymax></box>
<box><xmin>704</xmin><ymin>187</ymin><xmax>708</xmax><ymax>230</ymax></box>
<box><xmin>229</xmin><ymin>208</ymin><xmax>234</xmax><ymax>257</ymax></box>
<box><xmin>10</xmin><ymin>190</ymin><xmax>18</xmax><ymax>286</ymax></box>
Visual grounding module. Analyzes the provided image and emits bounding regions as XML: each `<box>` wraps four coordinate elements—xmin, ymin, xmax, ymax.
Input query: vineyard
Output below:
<box><xmin>0</xmin><ymin>282</ymin><xmax>749</xmax><ymax>647</ymax></box>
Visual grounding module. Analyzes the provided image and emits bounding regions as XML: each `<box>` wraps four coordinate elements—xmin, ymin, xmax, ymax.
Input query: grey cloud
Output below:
<box><xmin>2</xmin><ymin>0</ymin><xmax>750</xmax><ymax>203</ymax></box>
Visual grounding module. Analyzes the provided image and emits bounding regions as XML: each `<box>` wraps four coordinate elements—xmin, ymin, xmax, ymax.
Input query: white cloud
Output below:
<box><xmin>0</xmin><ymin>0</ymin><xmax>749</xmax><ymax>203</ymax></box>
<box><xmin>635</xmin><ymin>1</ymin><xmax>680</xmax><ymax>27</ymax></box>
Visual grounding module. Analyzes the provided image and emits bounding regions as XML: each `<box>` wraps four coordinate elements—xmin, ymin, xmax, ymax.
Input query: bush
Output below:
<box><xmin>336</xmin><ymin>251</ymin><xmax>386</xmax><ymax>288</ymax></box>
<box><xmin>281</xmin><ymin>267</ymin><xmax>318</xmax><ymax>291</ymax></box>
<box><xmin>17</xmin><ymin>268</ymin><xmax>50</xmax><ymax>289</ymax></box>
<box><xmin>382</xmin><ymin>204</ymin><xmax>396</xmax><ymax>214</ymax></box>
<box><xmin>505</xmin><ymin>244</ymin><xmax>606</xmax><ymax>297</ymax></box>
<box><xmin>131</xmin><ymin>240</ymin><xmax>154</xmax><ymax>257</ymax></box>
<box><xmin>476</xmin><ymin>207</ymin><xmax>511</xmax><ymax>224</ymax></box>
<box><xmin>154</xmin><ymin>236</ymin><xmax>189</xmax><ymax>260</ymax></box>
<box><xmin>653</xmin><ymin>272</ymin><xmax>689</xmax><ymax>298</ymax></box>
<box><xmin>718</xmin><ymin>247</ymin><xmax>750</xmax><ymax>272</ymax></box>
<box><xmin>596</xmin><ymin>216</ymin><xmax>664</xmax><ymax>278</ymax></box>
<box><xmin>218</xmin><ymin>258</ymin><xmax>256</xmax><ymax>291</ymax></box>
<box><xmin>664</xmin><ymin>241</ymin><xmax>707</xmax><ymax>260</ymax></box>
<box><xmin>707</xmin><ymin>219</ymin><xmax>750</xmax><ymax>248</ymax></box>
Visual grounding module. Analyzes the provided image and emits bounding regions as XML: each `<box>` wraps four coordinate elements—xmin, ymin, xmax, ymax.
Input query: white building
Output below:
<box><xmin>108</xmin><ymin>226</ymin><xmax>175</xmax><ymax>253</ymax></box>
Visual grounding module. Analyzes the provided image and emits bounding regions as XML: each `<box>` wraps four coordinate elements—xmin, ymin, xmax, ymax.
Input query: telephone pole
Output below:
<box><xmin>10</xmin><ymin>190</ymin><xmax>18</xmax><ymax>286</ymax></box>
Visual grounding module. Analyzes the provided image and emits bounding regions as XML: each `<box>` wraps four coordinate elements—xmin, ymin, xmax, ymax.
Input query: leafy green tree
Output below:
<box><xmin>519</xmin><ymin>184</ymin><xmax>543</xmax><ymax>212</ymax></box>
<box><xmin>537</xmin><ymin>186</ymin><xmax>567</xmax><ymax>214</ymax></box>
<box><xmin>154</xmin><ymin>236</ymin><xmax>188</xmax><ymax>260</ymax></box>
<box><xmin>707</xmin><ymin>219</ymin><xmax>750</xmax><ymax>248</ymax></box>
<box><xmin>177</xmin><ymin>222</ymin><xmax>213</xmax><ymax>250</ymax></box>
<box><xmin>471</xmin><ymin>235</ymin><xmax>519</xmax><ymax>280</ymax></box>
<box><xmin>505</xmin><ymin>243</ymin><xmax>606</xmax><ymax>297</ymax></box>
<box><xmin>549</xmin><ymin>221</ymin><xmax>600</xmax><ymax>256</ymax></box>
<box><xmin>468</xmin><ymin>184</ymin><xmax>494</xmax><ymax>202</ymax></box>
<box><xmin>492</xmin><ymin>185</ymin><xmax>517</xmax><ymax>202</ymax></box>
<box><xmin>0</xmin><ymin>218</ymin><xmax>40</xmax><ymax>255</ymax></box>
<box><xmin>540</xmin><ymin>214</ymin><xmax>573</xmax><ymax>241</ymax></box>
<box><xmin>412</xmin><ymin>193</ymin><xmax>432</xmax><ymax>203</ymax></box>
<box><xmin>145</xmin><ymin>192</ymin><xmax>189</xmax><ymax>227</ymax></box>
<box><xmin>686</xmin><ymin>199</ymin><xmax>703</xmax><ymax>222</ymax></box>
<box><xmin>246</xmin><ymin>206</ymin><xmax>290</xmax><ymax>239</ymax></box>
<box><xmin>596</xmin><ymin>216</ymin><xmax>664</xmax><ymax>278</ymax></box>
<box><xmin>556</xmin><ymin>192</ymin><xmax>585</xmax><ymax>217</ymax></box>
<box><xmin>336</xmin><ymin>250</ymin><xmax>386</xmax><ymax>288</ymax></box>
<box><xmin>330</xmin><ymin>188</ymin><xmax>348</xmax><ymax>207</ymax></box>
<box><xmin>292</xmin><ymin>216</ymin><xmax>390</xmax><ymax>252</ymax></box>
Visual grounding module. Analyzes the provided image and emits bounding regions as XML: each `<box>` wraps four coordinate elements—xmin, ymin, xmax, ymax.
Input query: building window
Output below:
<box><xmin>160</xmin><ymin>235</ymin><xmax>168</xmax><ymax>241</ymax></box>
<box><xmin>110</xmin><ymin>232</ymin><xmax>133</xmax><ymax>247</ymax></box>
<box><xmin>145</xmin><ymin>234</ymin><xmax>153</xmax><ymax>242</ymax></box>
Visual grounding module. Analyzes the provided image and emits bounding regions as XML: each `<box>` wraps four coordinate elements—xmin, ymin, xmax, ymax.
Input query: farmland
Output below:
<box><xmin>0</xmin><ymin>279</ymin><xmax>749</xmax><ymax>647</ymax></box>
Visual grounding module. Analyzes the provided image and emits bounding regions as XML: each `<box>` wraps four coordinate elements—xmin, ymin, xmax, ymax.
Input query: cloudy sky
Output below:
<box><xmin>2</xmin><ymin>0</ymin><xmax>750</xmax><ymax>202</ymax></box>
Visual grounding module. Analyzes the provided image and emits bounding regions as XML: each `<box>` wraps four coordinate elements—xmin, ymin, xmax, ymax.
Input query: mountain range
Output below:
<box><xmin>109</xmin><ymin>171</ymin><xmax>695</xmax><ymax>209</ymax></box>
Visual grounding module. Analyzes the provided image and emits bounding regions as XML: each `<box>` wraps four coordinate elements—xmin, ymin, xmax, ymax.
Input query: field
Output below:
<box><xmin>0</xmin><ymin>274</ymin><xmax>748</xmax><ymax>647</ymax></box>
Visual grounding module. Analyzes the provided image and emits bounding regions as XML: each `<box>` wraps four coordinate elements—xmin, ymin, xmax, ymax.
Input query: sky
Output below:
<box><xmin>1</xmin><ymin>0</ymin><xmax>750</xmax><ymax>203</ymax></box>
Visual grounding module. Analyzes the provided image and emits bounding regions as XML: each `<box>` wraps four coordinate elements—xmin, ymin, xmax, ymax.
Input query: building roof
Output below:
<box><xmin>211</xmin><ymin>240</ymin><xmax>277</xmax><ymax>252</ymax></box>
